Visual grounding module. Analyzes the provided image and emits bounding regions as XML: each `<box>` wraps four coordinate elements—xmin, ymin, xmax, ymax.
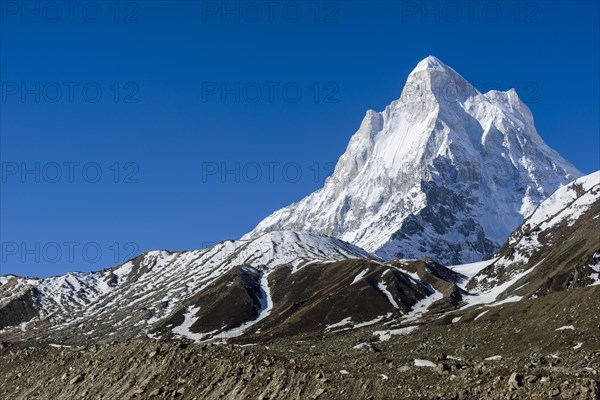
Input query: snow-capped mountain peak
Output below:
<box><xmin>244</xmin><ymin>56</ymin><xmax>581</xmax><ymax>265</ymax></box>
<box><xmin>413</xmin><ymin>55</ymin><xmax>447</xmax><ymax>71</ymax></box>
<box><xmin>404</xmin><ymin>55</ymin><xmax>477</xmax><ymax>103</ymax></box>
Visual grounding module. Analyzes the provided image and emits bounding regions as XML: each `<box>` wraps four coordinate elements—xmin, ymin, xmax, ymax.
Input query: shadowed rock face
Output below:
<box><xmin>388</xmin><ymin>259</ymin><xmax>467</xmax><ymax>312</ymax></box>
<box><xmin>250</xmin><ymin>260</ymin><xmax>427</xmax><ymax>339</ymax></box>
<box><xmin>154</xmin><ymin>266</ymin><xmax>266</xmax><ymax>338</ymax></box>
<box><xmin>0</xmin><ymin>285</ymin><xmax>39</xmax><ymax>330</ymax></box>
<box><xmin>153</xmin><ymin>258</ymin><xmax>467</xmax><ymax>342</ymax></box>
<box><xmin>387</xmin><ymin>180</ymin><xmax>498</xmax><ymax>265</ymax></box>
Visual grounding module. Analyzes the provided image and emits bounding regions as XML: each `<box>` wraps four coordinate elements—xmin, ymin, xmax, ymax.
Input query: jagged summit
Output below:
<box><xmin>402</xmin><ymin>55</ymin><xmax>475</xmax><ymax>103</ymax></box>
<box><xmin>412</xmin><ymin>55</ymin><xmax>450</xmax><ymax>72</ymax></box>
<box><xmin>244</xmin><ymin>57</ymin><xmax>581</xmax><ymax>265</ymax></box>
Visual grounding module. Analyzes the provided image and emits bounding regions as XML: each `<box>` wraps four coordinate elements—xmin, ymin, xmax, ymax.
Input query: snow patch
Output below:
<box><xmin>376</xmin><ymin>282</ymin><xmax>400</xmax><ymax>309</ymax></box>
<box><xmin>461</xmin><ymin>267</ymin><xmax>534</xmax><ymax>308</ymax></box>
<box><xmin>351</xmin><ymin>269</ymin><xmax>368</xmax><ymax>285</ymax></box>
<box><xmin>404</xmin><ymin>289</ymin><xmax>443</xmax><ymax>321</ymax></box>
<box><xmin>484</xmin><ymin>355</ymin><xmax>502</xmax><ymax>361</ymax></box>
<box><xmin>172</xmin><ymin>305</ymin><xmax>203</xmax><ymax>341</ymax></box>
<box><xmin>474</xmin><ymin>310</ymin><xmax>489</xmax><ymax>321</ymax></box>
<box><xmin>492</xmin><ymin>295</ymin><xmax>523</xmax><ymax>305</ymax></box>
<box><xmin>373</xmin><ymin>325</ymin><xmax>418</xmax><ymax>341</ymax></box>
<box><xmin>414</xmin><ymin>359</ymin><xmax>436</xmax><ymax>367</ymax></box>
<box><xmin>326</xmin><ymin>317</ymin><xmax>352</xmax><ymax>331</ymax></box>
<box><xmin>555</xmin><ymin>325</ymin><xmax>575</xmax><ymax>331</ymax></box>
<box><xmin>450</xmin><ymin>259</ymin><xmax>496</xmax><ymax>288</ymax></box>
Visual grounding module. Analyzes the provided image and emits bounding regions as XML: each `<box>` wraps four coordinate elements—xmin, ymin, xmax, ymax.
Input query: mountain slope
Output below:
<box><xmin>154</xmin><ymin>257</ymin><xmax>471</xmax><ymax>342</ymax></box>
<box><xmin>0</xmin><ymin>232</ymin><xmax>373</xmax><ymax>343</ymax></box>
<box><xmin>243</xmin><ymin>56</ymin><xmax>581</xmax><ymax>265</ymax></box>
<box><xmin>1</xmin><ymin>171</ymin><xmax>598</xmax><ymax>346</ymax></box>
<box><xmin>1</xmin><ymin>231</ymin><xmax>472</xmax><ymax>343</ymax></box>
<box><xmin>464</xmin><ymin>171</ymin><xmax>600</xmax><ymax>302</ymax></box>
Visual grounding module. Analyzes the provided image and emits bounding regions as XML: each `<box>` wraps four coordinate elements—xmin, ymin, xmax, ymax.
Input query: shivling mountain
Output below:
<box><xmin>244</xmin><ymin>56</ymin><xmax>581</xmax><ymax>264</ymax></box>
<box><xmin>1</xmin><ymin>57</ymin><xmax>599</xmax><ymax>400</ymax></box>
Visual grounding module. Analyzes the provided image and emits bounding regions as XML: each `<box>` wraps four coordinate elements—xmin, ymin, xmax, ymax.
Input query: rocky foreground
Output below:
<box><xmin>2</xmin><ymin>286</ymin><xmax>598</xmax><ymax>400</ymax></box>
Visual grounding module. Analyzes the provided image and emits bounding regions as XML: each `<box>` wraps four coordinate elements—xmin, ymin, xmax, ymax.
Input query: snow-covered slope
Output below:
<box><xmin>466</xmin><ymin>171</ymin><xmax>600</xmax><ymax>298</ymax></box>
<box><xmin>244</xmin><ymin>56</ymin><xmax>581</xmax><ymax>264</ymax></box>
<box><xmin>519</xmin><ymin>171</ymin><xmax>600</xmax><ymax>232</ymax></box>
<box><xmin>0</xmin><ymin>231</ymin><xmax>373</xmax><ymax>341</ymax></box>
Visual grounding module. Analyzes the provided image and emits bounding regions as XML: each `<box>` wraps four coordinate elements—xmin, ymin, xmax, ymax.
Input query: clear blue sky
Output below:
<box><xmin>1</xmin><ymin>1</ymin><xmax>598</xmax><ymax>277</ymax></box>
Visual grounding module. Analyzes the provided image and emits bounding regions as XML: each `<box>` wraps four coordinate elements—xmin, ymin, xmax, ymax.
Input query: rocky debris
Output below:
<box><xmin>525</xmin><ymin>375</ymin><xmax>537</xmax><ymax>384</ymax></box>
<box><xmin>0</xmin><ymin>283</ymin><xmax>598</xmax><ymax>399</ymax></box>
<box><xmin>508</xmin><ymin>372</ymin><xmax>523</xmax><ymax>389</ymax></box>
<box><xmin>69</xmin><ymin>374</ymin><xmax>84</xmax><ymax>385</ymax></box>
<box><xmin>0</xmin><ymin>334</ymin><xmax>598</xmax><ymax>400</ymax></box>
<box><xmin>548</xmin><ymin>387</ymin><xmax>561</xmax><ymax>397</ymax></box>
<box><xmin>435</xmin><ymin>363</ymin><xmax>450</xmax><ymax>375</ymax></box>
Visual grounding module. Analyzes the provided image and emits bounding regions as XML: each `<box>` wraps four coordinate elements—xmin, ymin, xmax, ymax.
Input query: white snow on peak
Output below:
<box><xmin>411</xmin><ymin>55</ymin><xmax>452</xmax><ymax>73</ymax></box>
<box><xmin>244</xmin><ymin>56</ymin><xmax>581</xmax><ymax>265</ymax></box>
<box><xmin>232</xmin><ymin>231</ymin><xmax>375</xmax><ymax>269</ymax></box>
